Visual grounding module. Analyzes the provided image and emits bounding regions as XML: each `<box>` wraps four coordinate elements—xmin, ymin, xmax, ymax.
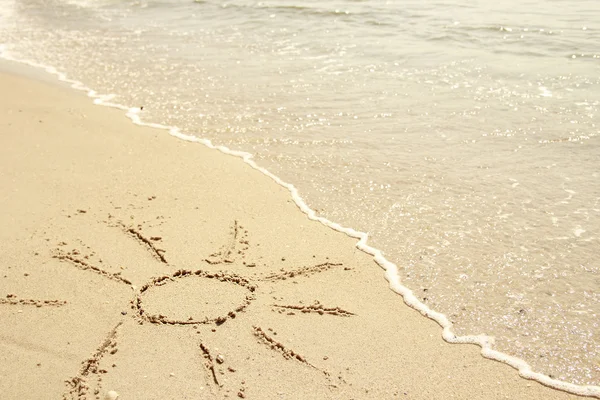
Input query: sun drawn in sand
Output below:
<box><xmin>46</xmin><ymin>210</ymin><xmax>356</xmax><ymax>399</ymax></box>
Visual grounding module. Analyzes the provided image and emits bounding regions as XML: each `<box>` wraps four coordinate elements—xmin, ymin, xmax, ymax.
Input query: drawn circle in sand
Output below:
<box><xmin>134</xmin><ymin>270</ymin><xmax>256</xmax><ymax>326</ymax></box>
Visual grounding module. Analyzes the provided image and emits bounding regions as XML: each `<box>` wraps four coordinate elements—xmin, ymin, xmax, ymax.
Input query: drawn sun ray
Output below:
<box><xmin>0</xmin><ymin>294</ymin><xmax>67</xmax><ymax>307</ymax></box>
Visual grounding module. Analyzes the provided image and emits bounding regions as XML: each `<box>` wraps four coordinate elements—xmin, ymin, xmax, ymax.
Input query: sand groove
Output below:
<box><xmin>252</xmin><ymin>326</ymin><xmax>316</xmax><ymax>368</ymax></box>
<box><xmin>119</xmin><ymin>223</ymin><xmax>167</xmax><ymax>264</ymax></box>
<box><xmin>261</xmin><ymin>262</ymin><xmax>343</xmax><ymax>282</ymax></box>
<box><xmin>205</xmin><ymin>220</ymin><xmax>249</xmax><ymax>265</ymax></box>
<box><xmin>133</xmin><ymin>269</ymin><xmax>256</xmax><ymax>326</ymax></box>
<box><xmin>199</xmin><ymin>342</ymin><xmax>221</xmax><ymax>386</ymax></box>
<box><xmin>272</xmin><ymin>302</ymin><xmax>355</xmax><ymax>317</ymax></box>
<box><xmin>63</xmin><ymin>322</ymin><xmax>122</xmax><ymax>400</ymax></box>
<box><xmin>53</xmin><ymin>250</ymin><xmax>132</xmax><ymax>285</ymax></box>
<box><xmin>0</xmin><ymin>294</ymin><xmax>67</xmax><ymax>307</ymax></box>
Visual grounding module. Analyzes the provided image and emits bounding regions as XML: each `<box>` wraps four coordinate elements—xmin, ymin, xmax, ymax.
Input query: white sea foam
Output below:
<box><xmin>539</xmin><ymin>86</ymin><xmax>553</xmax><ymax>97</ymax></box>
<box><xmin>3</xmin><ymin>51</ymin><xmax>599</xmax><ymax>398</ymax></box>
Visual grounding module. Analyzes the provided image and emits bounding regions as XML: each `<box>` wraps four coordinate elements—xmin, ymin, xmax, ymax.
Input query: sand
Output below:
<box><xmin>0</xmin><ymin>65</ymin><xmax>587</xmax><ymax>399</ymax></box>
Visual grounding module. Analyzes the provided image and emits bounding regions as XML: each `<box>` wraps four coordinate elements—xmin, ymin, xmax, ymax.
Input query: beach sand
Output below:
<box><xmin>0</xmin><ymin>67</ymin><xmax>585</xmax><ymax>399</ymax></box>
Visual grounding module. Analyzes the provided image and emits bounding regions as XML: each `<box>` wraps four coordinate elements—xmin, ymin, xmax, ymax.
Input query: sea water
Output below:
<box><xmin>1</xmin><ymin>0</ymin><xmax>599</xmax><ymax>388</ymax></box>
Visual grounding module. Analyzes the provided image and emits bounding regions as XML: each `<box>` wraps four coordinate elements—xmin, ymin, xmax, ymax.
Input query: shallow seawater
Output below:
<box><xmin>1</xmin><ymin>0</ymin><xmax>599</xmax><ymax>386</ymax></box>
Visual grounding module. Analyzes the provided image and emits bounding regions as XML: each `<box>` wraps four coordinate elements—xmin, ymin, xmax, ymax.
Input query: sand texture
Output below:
<box><xmin>0</xmin><ymin>68</ymin><xmax>587</xmax><ymax>399</ymax></box>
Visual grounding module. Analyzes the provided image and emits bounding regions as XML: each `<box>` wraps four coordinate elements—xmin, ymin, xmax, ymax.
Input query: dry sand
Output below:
<box><xmin>0</xmin><ymin>66</ymin><xmax>587</xmax><ymax>399</ymax></box>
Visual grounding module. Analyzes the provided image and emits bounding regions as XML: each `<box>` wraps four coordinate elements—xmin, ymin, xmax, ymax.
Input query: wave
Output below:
<box><xmin>194</xmin><ymin>0</ymin><xmax>371</xmax><ymax>21</ymax></box>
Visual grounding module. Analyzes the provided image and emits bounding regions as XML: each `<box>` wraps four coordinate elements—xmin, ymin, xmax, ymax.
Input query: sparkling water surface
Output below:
<box><xmin>1</xmin><ymin>0</ymin><xmax>599</xmax><ymax>386</ymax></box>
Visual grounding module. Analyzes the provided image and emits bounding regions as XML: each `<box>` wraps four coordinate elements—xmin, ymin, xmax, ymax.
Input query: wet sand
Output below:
<box><xmin>0</xmin><ymin>68</ymin><xmax>587</xmax><ymax>399</ymax></box>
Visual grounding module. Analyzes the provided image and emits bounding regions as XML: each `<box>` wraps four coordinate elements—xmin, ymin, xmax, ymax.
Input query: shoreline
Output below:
<box><xmin>2</xmin><ymin>62</ymin><xmax>592</xmax><ymax>398</ymax></box>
